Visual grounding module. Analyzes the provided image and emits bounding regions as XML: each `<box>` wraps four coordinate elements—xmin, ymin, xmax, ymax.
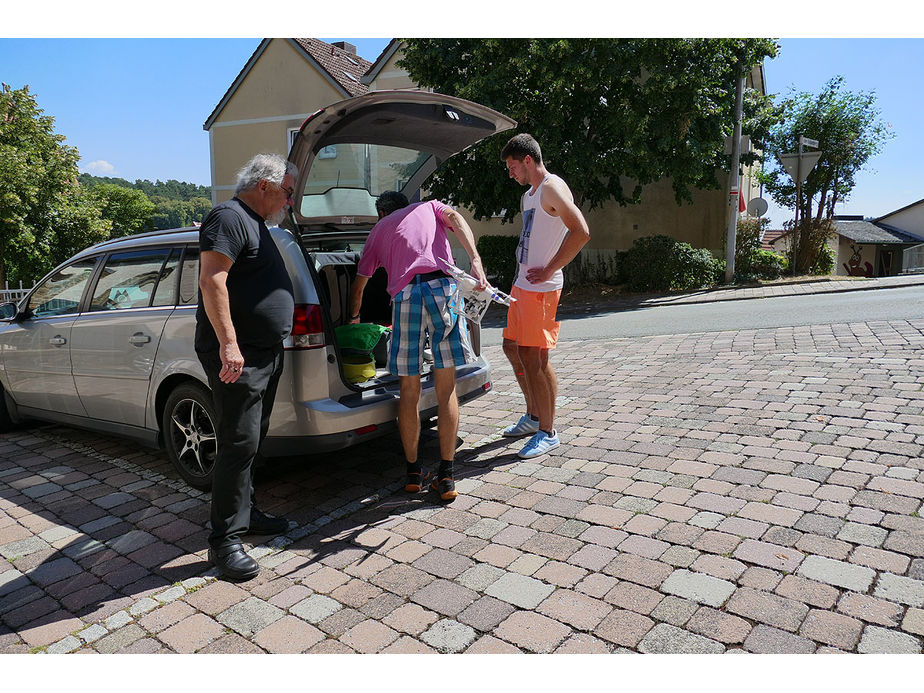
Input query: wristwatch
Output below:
<box><xmin>351</xmin><ymin>313</ymin><xmax>360</xmax><ymax>321</ymax></box>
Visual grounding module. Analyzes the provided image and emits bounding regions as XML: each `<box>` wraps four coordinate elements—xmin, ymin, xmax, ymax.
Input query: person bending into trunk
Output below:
<box><xmin>349</xmin><ymin>192</ymin><xmax>487</xmax><ymax>502</ymax></box>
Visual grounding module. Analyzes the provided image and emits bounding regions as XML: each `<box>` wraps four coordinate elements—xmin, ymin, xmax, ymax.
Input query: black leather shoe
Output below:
<box><xmin>208</xmin><ymin>543</ymin><xmax>260</xmax><ymax>581</ymax></box>
<box><xmin>246</xmin><ymin>508</ymin><xmax>290</xmax><ymax>536</ymax></box>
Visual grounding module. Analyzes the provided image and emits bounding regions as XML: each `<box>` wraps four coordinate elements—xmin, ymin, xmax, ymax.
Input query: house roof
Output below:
<box><xmin>760</xmin><ymin>228</ymin><xmax>785</xmax><ymax>250</ymax></box>
<box><xmin>203</xmin><ymin>38</ymin><xmax>373</xmax><ymax>130</ymax></box>
<box><xmin>361</xmin><ymin>38</ymin><xmax>402</xmax><ymax>86</ymax></box>
<box><xmin>833</xmin><ymin>219</ymin><xmax>924</xmax><ymax>245</ymax></box>
<box><xmin>876</xmin><ymin>197</ymin><xmax>924</xmax><ymax>224</ymax></box>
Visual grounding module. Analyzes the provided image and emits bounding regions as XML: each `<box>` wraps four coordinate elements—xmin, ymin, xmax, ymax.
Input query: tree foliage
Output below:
<box><xmin>0</xmin><ymin>84</ymin><xmax>109</xmax><ymax>285</ymax></box>
<box><xmin>760</xmin><ymin>76</ymin><xmax>894</xmax><ymax>224</ymax></box>
<box><xmin>79</xmin><ymin>174</ymin><xmax>212</xmax><ymax>229</ymax></box>
<box><xmin>398</xmin><ymin>38</ymin><xmax>780</xmax><ymax>222</ymax></box>
<box><xmin>89</xmin><ymin>183</ymin><xmax>156</xmax><ymax>237</ymax></box>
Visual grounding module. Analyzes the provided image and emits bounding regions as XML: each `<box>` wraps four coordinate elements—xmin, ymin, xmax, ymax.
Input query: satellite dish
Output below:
<box><xmin>747</xmin><ymin>197</ymin><xmax>769</xmax><ymax>217</ymax></box>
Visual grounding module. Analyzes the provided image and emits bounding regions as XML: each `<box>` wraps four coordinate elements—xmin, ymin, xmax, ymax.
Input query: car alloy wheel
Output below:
<box><xmin>163</xmin><ymin>382</ymin><xmax>217</xmax><ymax>491</ymax></box>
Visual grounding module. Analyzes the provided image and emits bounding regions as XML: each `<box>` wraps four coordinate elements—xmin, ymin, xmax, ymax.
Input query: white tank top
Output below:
<box><xmin>514</xmin><ymin>174</ymin><xmax>569</xmax><ymax>292</ymax></box>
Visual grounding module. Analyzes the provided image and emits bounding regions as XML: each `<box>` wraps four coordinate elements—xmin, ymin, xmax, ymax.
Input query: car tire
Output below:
<box><xmin>163</xmin><ymin>382</ymin><xmax>217</xmax><ymax>491</ymax></box>
<box><xmin>0</xmin><ymin>385</ymin><xmax>14</xmax><ymax>433</ymax></box>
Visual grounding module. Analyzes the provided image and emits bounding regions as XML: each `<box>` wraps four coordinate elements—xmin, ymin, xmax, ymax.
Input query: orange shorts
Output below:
<box><xmin>502</xmin><ymin>285</ymin><xmax>561</xmax><ymax>349</ymax></box>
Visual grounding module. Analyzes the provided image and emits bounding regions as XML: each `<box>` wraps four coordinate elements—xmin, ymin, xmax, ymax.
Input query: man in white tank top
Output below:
<box><xmin>499</xmin><ymin>134</ymin><xmax>590</xmax><ymax>459</ymax></box>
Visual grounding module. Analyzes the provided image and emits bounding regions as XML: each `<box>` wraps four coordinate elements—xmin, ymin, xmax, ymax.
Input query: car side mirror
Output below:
<box><xmin>0</xmin><ymin>302</ymin><xmax>21</xmax><ymax>321</ymax></box>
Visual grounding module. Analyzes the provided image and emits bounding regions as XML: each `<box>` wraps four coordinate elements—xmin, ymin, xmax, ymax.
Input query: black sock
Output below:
<box><xmin>438</xmin><ymin>460</ymin><xmax>453</xmax><ymax>479</ymax></box>
<box><xmin>540</xmin><ymin>429</ymin><xmax>554</xmax><ymax>437</ymax></box>
<box><xmin>528</xmin><ymin>414</ymin><xmax>539</xmax><ymax>421</ymax></box>
<box><xmin>407</xmin><ymin>461</ymin><xmax>421</xmax><ymax>474</ymax></box>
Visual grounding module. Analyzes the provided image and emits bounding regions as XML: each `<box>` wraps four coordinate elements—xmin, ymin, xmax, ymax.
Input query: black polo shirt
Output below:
<box><xmin>194</xmin><ymin>198</ymin><xmax>294</xmax><ymax>352</ymax></box>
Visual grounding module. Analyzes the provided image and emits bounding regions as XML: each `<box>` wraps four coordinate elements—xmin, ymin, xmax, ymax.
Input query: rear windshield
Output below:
<box><xmin>300</xmin><ymin>143</ymin><xmax>429</xmax><ymax>219</ymax></box>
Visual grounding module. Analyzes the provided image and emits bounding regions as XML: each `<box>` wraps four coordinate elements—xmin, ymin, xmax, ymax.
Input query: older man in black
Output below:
<box><xmin>196</xmin><ymin>153</ymin><xmax>298</xmax><ymax>581</ymax></box>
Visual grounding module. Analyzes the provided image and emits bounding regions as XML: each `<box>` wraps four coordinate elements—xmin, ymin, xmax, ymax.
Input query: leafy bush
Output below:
<box><xmin>733</xmin><ymin>216</ymin><xmax>786</xmax><ymax>282</ymax></box>
<box><xmin>623</xmin><ymin>235</ymin><xmax>718</xmax><ymax>292</ymax></box>
<box><xmin>811</xmin><ymin>243</ymin><xmax>836</xmax><ymax>275</ymax></box>
<box><xmin>475</xmin><ymin>235</ymin><xmax>519</xmax><ymax>290</ymax></box>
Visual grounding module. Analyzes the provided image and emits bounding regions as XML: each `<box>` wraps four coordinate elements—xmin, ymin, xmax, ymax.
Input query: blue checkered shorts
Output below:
<box><xmin>389</xmin><ymin>276</ymin><xmax>475</xmax><ymax>376</ymax></box>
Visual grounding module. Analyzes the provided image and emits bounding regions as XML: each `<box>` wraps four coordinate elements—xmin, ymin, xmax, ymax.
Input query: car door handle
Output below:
<box><xmin>129</xmin><ymin>332</ymin><xmax>151</xmax><ymax>346</ymax></box>
<box><xmin>49</xmin><ymin>335</ymin><xmax>67</xmax><ymax>346</ymax></box>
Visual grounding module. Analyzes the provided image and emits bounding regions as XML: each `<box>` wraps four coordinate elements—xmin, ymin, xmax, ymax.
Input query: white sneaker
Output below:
<box><xmin>502</xmin><ymin>414</ymin><xmax>540</xmax><ymax>438</ymax></box>
<box><xmin>518</xmin><ymin>429</ymin><xmax>560</xmax><ymax>459</ymax></box>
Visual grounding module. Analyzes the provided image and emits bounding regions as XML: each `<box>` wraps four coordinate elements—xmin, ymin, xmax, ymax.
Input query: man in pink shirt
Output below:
<box><xmin>349</xmin><ymin>192</ymin><xmax>487</xmax><ymax>502</ymax></box>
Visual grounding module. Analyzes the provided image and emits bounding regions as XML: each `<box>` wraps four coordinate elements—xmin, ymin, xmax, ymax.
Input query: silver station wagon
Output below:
<box><xmin>0</xmin><ymin>91</ymin><xmax>516</xmax><ymax>490</ymax></box>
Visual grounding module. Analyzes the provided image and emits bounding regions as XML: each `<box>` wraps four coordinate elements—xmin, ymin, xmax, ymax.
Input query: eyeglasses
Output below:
<box><xmin>268</xmin><ymin>180</ymin><xmax>295</xmax><ymax>201</ymax></box>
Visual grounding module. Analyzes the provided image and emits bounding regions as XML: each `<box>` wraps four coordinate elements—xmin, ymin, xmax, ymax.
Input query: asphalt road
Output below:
<box><xmin>480</xmin><ymin>284</ymin><xmax>924</xmax><ymax>345</ymax></box>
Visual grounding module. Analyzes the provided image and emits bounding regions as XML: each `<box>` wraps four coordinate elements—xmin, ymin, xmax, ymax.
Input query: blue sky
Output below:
<box><xmin>1</xmin><ymin>37</ymin><xmax>921</xmax><ymax>229</ymax></box>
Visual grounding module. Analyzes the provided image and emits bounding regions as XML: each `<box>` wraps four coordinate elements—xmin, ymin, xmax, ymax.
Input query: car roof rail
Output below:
<box><xmin>87</xmin><ymin>226</ymin><xmax>200</xmax><ymax>252</ymax></box>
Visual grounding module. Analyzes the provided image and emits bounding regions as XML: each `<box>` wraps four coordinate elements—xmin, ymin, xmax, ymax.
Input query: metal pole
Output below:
<box><xmin>724</xmin><ymin>61</ymin><xmax>746</xmax><ymax>284</ymax></box>
<box><xmin>793</xmin><ymin>138</ymin><xmax>803</xmax><ymax>276</ymax></box>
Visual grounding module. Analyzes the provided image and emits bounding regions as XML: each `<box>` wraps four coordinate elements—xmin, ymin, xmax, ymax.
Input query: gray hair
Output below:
<box><xmin>234</xmin><ymin>153</ymin><xmax>299</xmax><ymax>195</ymax></box>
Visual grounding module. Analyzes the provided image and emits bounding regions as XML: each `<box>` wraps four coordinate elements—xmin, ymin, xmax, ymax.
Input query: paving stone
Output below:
<box><xmin>457</xmin><ymin>596</ymin><xmax>516</xmax><ymax>632</ymax></box>
<box><xmin>637</xmin><ymin>623</ymin><xmax>725</xmax><ymax>654</ymax></box>
<box><xmin>686</xmin><ymin>606</ymin><xmax>752</xmax><ymax>644</ymax></box>
<box><xmin>775</xmin><ymin>574</ymin><xmax>840</xmax><ymax>609</ymax></box>
<box><xmin>604</xmin><ymin>553</ymin><xmax>673</xmax><ymax>588</ymax></box>
<box><xmin>873</xmin><ymin>573</ymin><xmax>924</xmax><ymax>607</ymax></box>
<box><xmin>650</xmin><ymin>594</ymin><xmax>699</xmax><ymax>626</ymax></box>
<box><xmin>799</xmin><ymin>609</ymin><xmax>863</xmax><ymax>650</ymax></box>
<box><xmin>217</xmin><ymin>597</ymin><xmax>285</xmax><ymax>638</ymax></box>
<box><xmin>485</xmin><ymin>572</ymin><xmax>555</xmax><ymax>609</ymax></box>
<box><xmin>382</xmin><ymin>603</ymin><xmax>439</xmax><ymax>636</ymax></box>
<box><xmin>660</xmin><ymin>569</ymin><xmax>736</xmax><ymax>608</ymax></box>
<box><xmin>493</xmin><ymin>610</ymin><xmax>570</xmax><ymax>653</ymax></box>
<box><xmin>538</xmin><ymin>589</ymin><xmax>612</xmax><ymax>630</ymax></box>
<box><xmin>733</xmin><ymin>539</ymin><xmax>804</xmax><ymax>572</ymax></box>
<box><xmin>554</xmin><ymin>632</ymin><xmax>611</xmax><ymax>653</ymax></box>
<box><xmin>743</xmin><ymin>624</ymin><xmax>816</xmax><ymax>654</ymax></box>
<box><xmin>158</xmin><ymin>613</ymin><xmax>226</xmax><ymax>653</ymax></box>
<box><xmin>594</xmin><ymin>608</ymin><xmax>655</xmax><ymax>648</ymax></box>
<box><xmin>290</xmin><ymin>594</ymin><xmax>342</xmax><ymax>624</ymax></box>
<box><xmin>837</xmin><ymin>592</ymin><xmax>904</xmax><ymax>627</ymax></box>
<box><xmin>836</xmin><ymin>522</ymin><xmax>888</xmax><ymax>547</ymax></box>
<box><xmin>856</xmin><ymin>625</ymin><xmax>921</xmax><ymax>653</ymax></box>
<box><xmin>412</xmin><ymin>578</ymin><xmax>478</xmax><ymax>616</ymax></box>
<box><xmin>726</xmin><ymin>587</ymin><xmax>809</xmax><ymax>632</ymax></box>
<box><xmin>797</xmin><ymin>555</ymin><xmax>876</xmax><ymax>592</ymax></box>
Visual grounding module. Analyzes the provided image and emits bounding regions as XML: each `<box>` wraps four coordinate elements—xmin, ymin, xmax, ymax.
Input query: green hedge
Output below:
<box><xmin>623</xmin><ymin>235</ymin><xmax>718</xmax><ymax>292</ymax></box>
<box><xmin>476</xmin><ymin>235</ymin><xmax>519</xmax><ymax>290</ymax></box>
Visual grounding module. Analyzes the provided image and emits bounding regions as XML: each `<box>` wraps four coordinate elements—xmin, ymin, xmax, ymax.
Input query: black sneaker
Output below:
<box><xmin>405</xmin><ymin>464</ymin><xmax>430</xmax><ymax>493</ymax></box>
<box><xmin>430</xmin><ymin>477</ymin><xmax>458</xmax><ymax>502</ymax></box>
<box><xmin>246</xmin><ymin>508</ymin><xmax>290</xmax><ymax>536</ymax></box>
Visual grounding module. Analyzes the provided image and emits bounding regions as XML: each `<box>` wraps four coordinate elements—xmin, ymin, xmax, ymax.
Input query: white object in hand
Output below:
<box><xmin>440</xmin><ymin>262</ymin><xmax>515</xmax><ymax>324</ymax></box>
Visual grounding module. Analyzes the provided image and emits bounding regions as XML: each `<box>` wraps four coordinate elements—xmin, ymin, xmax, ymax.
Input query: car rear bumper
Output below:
<box><xmin>261</xmin><ymin>362</ymin><xmax>491</xmax><ymax>457</ymax></box>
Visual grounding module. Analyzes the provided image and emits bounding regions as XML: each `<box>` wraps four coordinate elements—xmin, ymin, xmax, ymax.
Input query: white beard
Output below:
<box><xmin>265</xmin><ymin>206</ymin><xmax>288</xmax><ymax>227</ymax></box>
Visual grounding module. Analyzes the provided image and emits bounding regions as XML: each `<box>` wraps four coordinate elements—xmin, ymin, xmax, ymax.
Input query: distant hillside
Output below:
<box><xmin>79</xmin><ymin>174</ymin><xmax>212</xmax><ymax>229</ymax></box>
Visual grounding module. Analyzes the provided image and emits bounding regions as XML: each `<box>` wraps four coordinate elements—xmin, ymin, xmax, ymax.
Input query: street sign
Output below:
<box><xmin>778</xmin><ymin>151</ymin><xmax>822</xmax><ymax>183</ymax></box>
<box><xmin>799</xmin><ymin>136</ymin><xmax>819</xmax><ymax>148</ymax></box>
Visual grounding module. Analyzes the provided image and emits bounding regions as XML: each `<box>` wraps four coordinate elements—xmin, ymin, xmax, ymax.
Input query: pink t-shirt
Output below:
<box><xmin>357</xmin><ymin>200</ymin><xmax>456</xmax><ymax>297</ymax></box>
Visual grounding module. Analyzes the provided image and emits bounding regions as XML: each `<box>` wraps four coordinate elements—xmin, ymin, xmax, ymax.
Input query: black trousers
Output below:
<box><xmin>197</xmin><ymin>344</ymin><xmax>284</xmax><ymax>549</ymax></box>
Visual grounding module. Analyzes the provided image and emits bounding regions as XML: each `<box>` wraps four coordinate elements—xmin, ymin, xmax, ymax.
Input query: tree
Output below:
<box><xmin>90</xmin><ymin>183</ymin><xmax>156</xmax><ymax>238</ymax></box>
<box><xmin>398</xmin><ymin>38</ymin><xmax>780</xmax><ymax>222</ymax></box>
<box><xmin>760</xmin><ymin>76</ymin><xmax>893</xmax><ymax>273</ymax></box>
<box><xmin>0</xmin><ymin>84</ymin><xmax>109</xmax><ymax>285</ymax></box>
<box><xmin>761</xmin><ymin>76</ymin><xmax>893</xmax><ymax>224</ymax></box>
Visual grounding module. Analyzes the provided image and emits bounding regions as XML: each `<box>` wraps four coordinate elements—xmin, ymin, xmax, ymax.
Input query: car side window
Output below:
<box><xmin>88</xmin><ymin>249</ymin><xmax>171</xmax><ymax>312</ymax></box>
<box><xmin>152</xmin><ymin>248</ymin><xmax>182</xmax><ymax>307</ymax></box>
<box><xmin>26</xmin><ymin>258</ymin><xmax>99</xmax><ymax>318</ymax></box>
<box><xmin>178</xmin><ymin>247</ymin><xmax>200</xmax><ymax>305</ymax></box>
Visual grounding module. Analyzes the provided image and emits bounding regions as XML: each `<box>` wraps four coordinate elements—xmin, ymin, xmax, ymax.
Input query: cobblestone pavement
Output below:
<box><xmin>2</xmin><ymin>314</ymin><xmax>924</xmax><ymax>654</ymax></box>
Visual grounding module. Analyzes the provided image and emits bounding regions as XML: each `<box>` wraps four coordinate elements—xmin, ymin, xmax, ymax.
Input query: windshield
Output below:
<box><xmin>300</xmin><ymin>143</ymin><xmax>430</xmax><ymax>219</ymax></box>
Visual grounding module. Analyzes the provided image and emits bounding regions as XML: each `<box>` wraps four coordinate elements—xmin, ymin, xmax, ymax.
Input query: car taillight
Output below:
<box><xmin>289</xmin><ymin>304</ymin><xmax>325</xmax><ymax>350</ymax></box>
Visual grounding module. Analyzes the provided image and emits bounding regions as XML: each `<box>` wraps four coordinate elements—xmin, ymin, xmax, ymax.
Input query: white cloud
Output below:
<box><xmin>82</xmin><ymin>160</ymin><xmax>117</xmax><ymax>176</ymax></box>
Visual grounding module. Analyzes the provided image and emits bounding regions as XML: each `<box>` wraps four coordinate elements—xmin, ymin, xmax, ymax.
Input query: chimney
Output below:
<box><xmin>332</xmin><ymin>41</ymin><xmax>357</xmax><ymax>55</ymax></box>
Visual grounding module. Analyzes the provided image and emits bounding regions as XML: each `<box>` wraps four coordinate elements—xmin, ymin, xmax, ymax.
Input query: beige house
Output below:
<box><xmin>204</xmin><ymin>38</ymin><xmax>373</xmax><ymax>205</ymax></box>
<box><xmin>770</xmin><ymin>212</ymin><xmax>924</xmax><ymax>277</ymax></box>
<box><xmin>204</xmin><ymin>38</ymin><xmax>766</xmax><ymax>280</ymax></box>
